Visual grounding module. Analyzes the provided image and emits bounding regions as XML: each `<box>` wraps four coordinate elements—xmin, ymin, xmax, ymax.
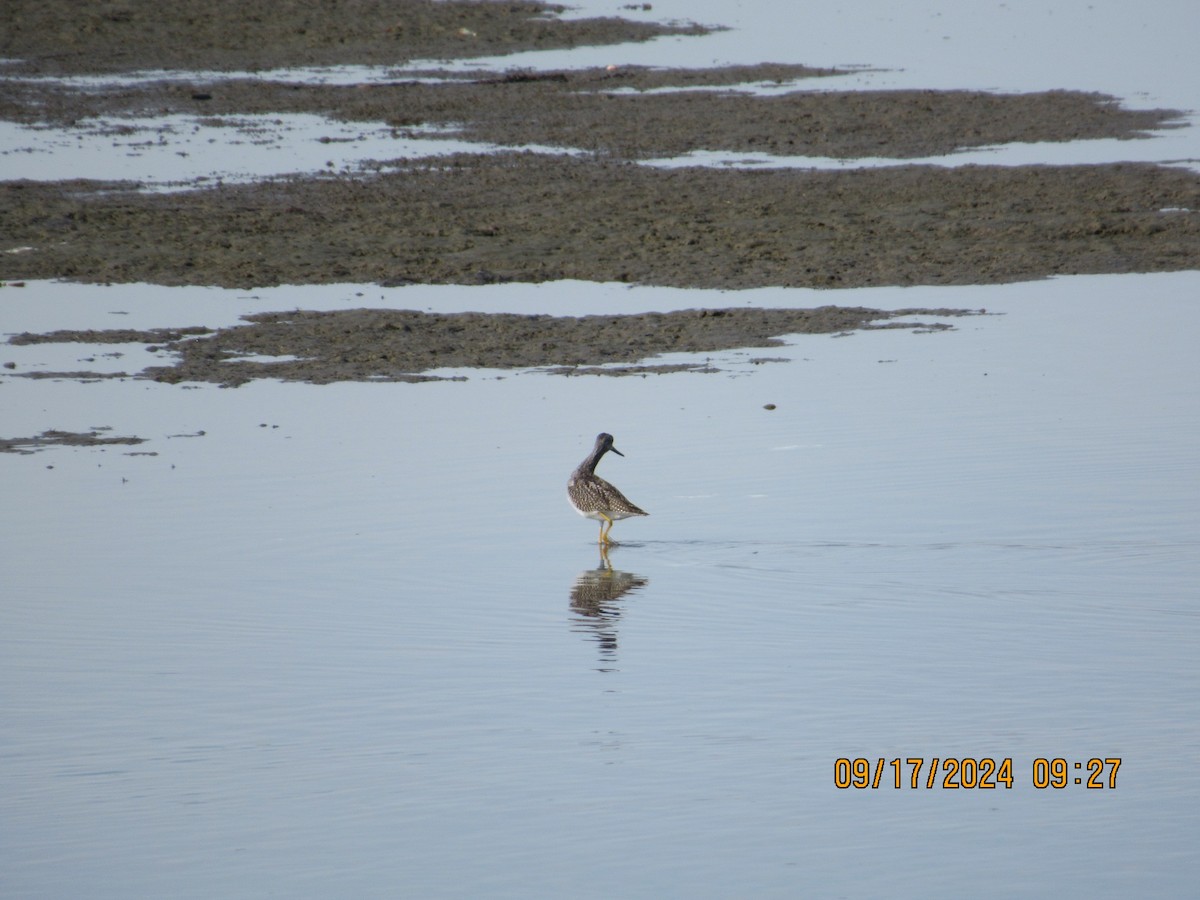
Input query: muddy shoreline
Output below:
<box><xmin>0</xmin><ymin>428</ymin><xmax>148</xmax><ymax>454</ymax></box>
<box><xmin>5</xmin><ymin>156</ymin><xmax>1197</xmax><ymax>290</ymax></box>
<box><xmin>0</xmin><ymin>0</ymin><xmax>712</xmax><ymax>76</ymax></box>
<box><xmin>2</xmin><ymin>0</ymin><xmax>1198</xmax><ymax>389</ymax></box>
<box><xmin>2</xmin><ymin>4</ymin><xmax>1194</xmax><ymax>295</ymax></box>
<box><xmin>8</xmin><ymin>305</ymin><xmax>980</xmax><ymax>385</ymax></box>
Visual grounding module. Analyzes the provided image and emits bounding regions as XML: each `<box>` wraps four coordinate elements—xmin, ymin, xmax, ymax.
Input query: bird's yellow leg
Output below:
<box><xmin>598</xmin><ymin>514</ymin><xmax>614</xmax><ymax>545</ymax></box>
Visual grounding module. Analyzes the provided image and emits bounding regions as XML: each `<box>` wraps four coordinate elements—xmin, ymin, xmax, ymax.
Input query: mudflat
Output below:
<box><xmin>2</xmin><ymin>0</ymin><xmax>1197</xmax><ymax>385</ymax></box>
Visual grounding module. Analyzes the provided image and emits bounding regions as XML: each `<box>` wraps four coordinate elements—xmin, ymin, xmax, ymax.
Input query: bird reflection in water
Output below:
<box><xmin>569</xmin><ymin>545</ymin><xmax>648</xmax><ymax>671</ymax></box>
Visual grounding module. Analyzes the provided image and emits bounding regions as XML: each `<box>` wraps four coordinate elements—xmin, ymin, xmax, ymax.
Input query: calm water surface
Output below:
<box><xmin>4</xmin><ymin>275</ymin><xmax>1198</xmax><ymax>898</ymax></box>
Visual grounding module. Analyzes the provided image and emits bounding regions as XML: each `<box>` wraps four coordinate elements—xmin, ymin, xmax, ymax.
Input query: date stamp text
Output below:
<box><xmin>833</xmin><ymin>757</ymin><xmax>1121</xmax><ymax>789</ymax></box>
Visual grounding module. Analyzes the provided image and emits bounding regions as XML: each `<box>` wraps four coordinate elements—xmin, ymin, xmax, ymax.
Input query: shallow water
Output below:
<box><xmin>4</xmin><ymin>275</ymin><xmax>1199</xmax><ymax>898</ymax></box>
<box><xmin>4</xmin><ymin>0</ymin><xmax>1200</xmax><ymax>896</ymax></box>
<box><xmin>0</xmin><ymin>114</ymin><xmax>473</xmax><ymax>188</ymax></box>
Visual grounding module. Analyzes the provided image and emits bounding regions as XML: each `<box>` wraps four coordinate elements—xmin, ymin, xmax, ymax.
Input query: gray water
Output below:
<box><xmin>4</xmin><ymin>275</ymin><xmax>1198</xmax><ymax>897</ymax></box>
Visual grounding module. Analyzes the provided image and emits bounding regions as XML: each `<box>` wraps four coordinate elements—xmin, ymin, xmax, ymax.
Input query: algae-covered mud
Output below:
<box><xmin>2</xmin><ymin>0</ymin><xmax>1198</xmax><ymax>385</ymax></box>
<box><xmin>4</xmin><ymin>156</ymin><xmax>1197</xmax><ymax>290</ymax></box>
<box><xmin>0</xmin><ymin>0</ymin><xmax>710</xmax><ymax>76</ymax></box>
<box><xmin>7</xmin><ymin>305</ymin><xmax>979</xmax><ymax>385</ymax></box>
<box><xmin>0</xmin><ymin>428</ymin><xmax>148</xmax><ymax>454</ymax></box>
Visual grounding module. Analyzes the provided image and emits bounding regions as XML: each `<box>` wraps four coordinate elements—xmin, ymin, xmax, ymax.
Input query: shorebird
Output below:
<box><xmin>567</xmin><ymin>433</ymin><xmax>648</xmax><ymax>545</ymax></box>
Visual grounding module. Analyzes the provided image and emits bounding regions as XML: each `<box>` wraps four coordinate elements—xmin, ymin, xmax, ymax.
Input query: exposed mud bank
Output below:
<box><xmin>1</xmin><ymin>0</ymin><xmax>1196</xmax><ymax>391</ymax></box>
<box><xmin>0</xmin><ymin>0</ymin><xmax>710</xmax><ymax>76</ymax></box>
<box><xmin>7</xmin><ymin>305</ymin><xmax>979</xmax><ymax>385</ymax></box>
<box><xmin>0</xmin><ymin>428</ymin><xmax>148</xmax><ymax>454</ymax></box>
<box><xmin>4</xmin><ymin>156</ymin><xmax>1197</xmax><ymax>290</ymax></box>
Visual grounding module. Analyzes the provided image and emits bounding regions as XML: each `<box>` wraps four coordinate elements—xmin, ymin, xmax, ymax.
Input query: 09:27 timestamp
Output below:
<box><xmin>834</xmin><ymin>757</ymin><xmax>1121</xmax><ymax>789</ymax></box>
